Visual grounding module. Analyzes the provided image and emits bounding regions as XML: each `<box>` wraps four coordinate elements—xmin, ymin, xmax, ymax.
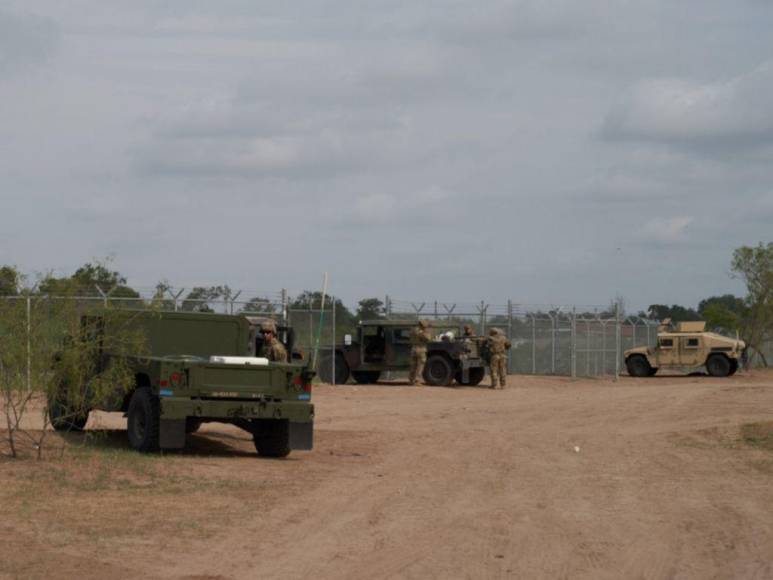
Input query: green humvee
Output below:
<box><xmin>49</xmin><ymin>310</ymin><xmax>314</xmax><ymax>457</ymax></box>
<box><xmin>319</xmin><ymin>320</ymin><xmax>487</xmax><ymax>386</ymax></box>
<box><xmin>624</xmin><ymin>319</ymin><xmax>746</xmax><ymax>377</ymax></box>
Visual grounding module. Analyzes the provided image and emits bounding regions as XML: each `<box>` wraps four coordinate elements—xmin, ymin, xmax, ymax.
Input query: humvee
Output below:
<box><xmin>49</xmin><ymin>310</ymin><xmax>314</xmax><ymax>457</ymax></box>
<box><xmin>318</xmin><ymin>320</ymin><xmax>487</xmax><ymax>386</ymax></box>
<box><xmin>624</xmin><ymin>319</ymin><xmax>745</xmax><ymax>377</ymax></box>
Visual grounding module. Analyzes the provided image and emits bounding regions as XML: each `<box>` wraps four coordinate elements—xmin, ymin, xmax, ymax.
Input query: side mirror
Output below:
<box><xmin>344</xmin><ymin>334</ymin><xmax>352</xmax><ymax>346</ymax></box>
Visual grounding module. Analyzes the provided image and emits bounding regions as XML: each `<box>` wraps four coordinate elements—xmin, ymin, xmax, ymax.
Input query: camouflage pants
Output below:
<box><xmin>489</xmin><ymin>354</ymin><xmax>507</xmax><ymax>388</ymax></box>
<box><xmin>409</xmin><ymin>349</ymin><xmax>427</xmax><ymax>385</ymax></box>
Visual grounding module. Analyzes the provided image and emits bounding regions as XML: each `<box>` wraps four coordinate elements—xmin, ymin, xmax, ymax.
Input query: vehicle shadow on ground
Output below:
<box><xmin>58</xmin><ymin>429</ymin><xmax>263</xmax><ymax>458</ymax></box>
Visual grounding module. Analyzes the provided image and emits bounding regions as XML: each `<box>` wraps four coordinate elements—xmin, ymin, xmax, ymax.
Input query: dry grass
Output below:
<box><xmin>740</xmin><ymin>421</ymin><xmax>773</xmax><ymax>451</ymax></box>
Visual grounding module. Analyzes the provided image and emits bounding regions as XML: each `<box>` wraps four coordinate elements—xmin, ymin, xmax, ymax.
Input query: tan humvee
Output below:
<box><xmin>624</xmin><ymin>319</ymin><xmax>745</xmax><ymax>377</ymax></box>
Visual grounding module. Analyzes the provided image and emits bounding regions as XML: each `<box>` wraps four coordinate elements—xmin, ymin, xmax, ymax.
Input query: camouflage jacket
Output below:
<box><xmin>409</xmin><ymin>327</ymin><xmax>432</xmax><ymax>351</ymax></box>
<box><xmin>486</xmin><ymin>334</ymin><xmax>512</xmax><ymax>356</ymax></box>
<box><xmin>260</xmin><ymin>337</ymin><xmax>288</xmax><ymax>363</ymax></box>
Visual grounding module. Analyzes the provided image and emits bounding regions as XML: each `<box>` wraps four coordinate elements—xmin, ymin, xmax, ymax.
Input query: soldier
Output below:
<box><xmin>486</xmin><ymin>328</ymin><xmax>511</xmax><ymax>389</ymax></box>
<box><xmin>408</xmin><ymin>319</ymin><xmax>432</xmax><ymax>385</ymax></box>
<box><xmin>462</xmin><ymin>324</ymin><xmax>474</xmax><ymax>339</ymax></box>
<box><xmin>259</xmin><ymin>320</ymin><xmax>288</xmax><ymax>363</ymax></box>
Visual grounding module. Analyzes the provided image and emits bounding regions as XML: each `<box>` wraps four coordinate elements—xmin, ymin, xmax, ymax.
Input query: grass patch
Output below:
<box><xmin>740</xmin><ymin>421</ymin><xmax>773</xmax><ymax>451</ymax></box>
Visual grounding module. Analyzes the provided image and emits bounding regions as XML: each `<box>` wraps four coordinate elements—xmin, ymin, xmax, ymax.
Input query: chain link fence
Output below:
<box><xmin>384</xmin><ymin>297</ymin><xmax>659</xmax><ymax>378</ymax></box>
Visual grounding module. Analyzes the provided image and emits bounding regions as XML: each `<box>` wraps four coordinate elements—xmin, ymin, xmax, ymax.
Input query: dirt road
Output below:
<box><xmin>2</xmin><ymin>372</ymin><xmax>773</xmax><ymax>579</ymax></box>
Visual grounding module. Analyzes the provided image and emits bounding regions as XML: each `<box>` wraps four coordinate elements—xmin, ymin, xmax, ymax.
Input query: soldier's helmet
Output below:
<box><xmin>418</xmin><ymin>319</ymin><xmax>430</xmax><ymax>328</ymax></box>
<box><xmin>260</xmin><ymin>320</ymin><xmax>277</xmax><ymax>334</ymax></box>
<box><xmin>489</xmin><ymin>328</ymin><xmax>502</xmax><ymax>336</ymax></box>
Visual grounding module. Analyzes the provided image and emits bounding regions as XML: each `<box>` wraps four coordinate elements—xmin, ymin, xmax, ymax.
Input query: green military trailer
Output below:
<box><xmin>49</xmin><ymin>310</ymin><xmax>314</xmax><ymax>457</ymax></box>
<box><xmin>318</xmin><ymin>320</ymin><xmax>487</xmax><ymax>386</ymax></box>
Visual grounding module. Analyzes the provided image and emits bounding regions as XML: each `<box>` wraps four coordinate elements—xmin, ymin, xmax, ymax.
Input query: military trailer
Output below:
<box><xmin>49</xmin><ymin>310</ymin><xmax>314</xmax><ymax>457</ymax></box>
<box><xmin>318</xmin><ymin>320</ymin><xmax>487</xmax><ymax>386</ymax></box>
<box><xmin>624</xmin><ymin>320</ymin><xmax>746</xmax><ymax>378</ymax></box>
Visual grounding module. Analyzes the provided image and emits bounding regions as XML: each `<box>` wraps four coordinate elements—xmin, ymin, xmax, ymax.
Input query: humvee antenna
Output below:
<box><xmin>311</xmin><ymin>272</ymin><xmax>329</xmax><ymax>372</ymax></box>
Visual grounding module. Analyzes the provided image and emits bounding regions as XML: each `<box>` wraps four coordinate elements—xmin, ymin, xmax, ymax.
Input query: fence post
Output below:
<box><xmin>332</xmin><ymin>293</ymin><xmax>336</xmax><ymax>384</ymax></box>
<box><xmin>230</xmin><ymin>290</ymin><xmax>242</xmax><ymax>315</ymax></box>
<box><xmin>26</xmin><ymin>295</ymin><xmax>31</xmax><ymax>391</ymax></box>
<box><xmin>571</xmin><ymin>307</ymin><xmax>577</xmax><ymax>379</ymax></box>
<box><xmin>615</xmin><ymin>303</ymin><xmax>621</xmax><ymax>381</ymax></box>
<box><xmin>281</xmin><ymin>289</ymin><xmax>288</xmax><ymax>326</ymax></box>
<box><xmin>507</xmin><ymin>300</ymin><xmax>513</xmax><ymax>373</ymax></box>
<box><xmin>551</xmin><ymin>313</ymin><xmax>556</xmax><ymax>374</ymax></box>
<box><xmin>531</xmin><ymin>315</ymin><xmax>537</xmax><ymax>375</ymax></box>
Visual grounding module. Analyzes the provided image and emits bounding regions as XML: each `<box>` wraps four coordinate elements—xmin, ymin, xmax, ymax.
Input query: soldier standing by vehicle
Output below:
<box><xmin>486</xmin><ymin>328</ymin><xmax>511</xmax><ymax>389</ymax></box>
<box><xmin>409</xmin><ymin>320</ymin><xmax>432</xmax><ymax>385</ymax></box>
<box><xmin>463</xmin><ymin>324</ymin><xmax>474</xmax><ymax>339</ymax></box>
<box><xmin>259</xmin><ymin>320</ymin><xmax>288</xmax><ymax>363</ymax></box>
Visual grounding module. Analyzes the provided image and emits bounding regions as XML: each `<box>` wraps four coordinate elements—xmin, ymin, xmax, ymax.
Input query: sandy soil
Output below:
<box><xmin>2</xmin><ymin>371</ymin><xmax>773</xmax><ymax>579</ymax></box>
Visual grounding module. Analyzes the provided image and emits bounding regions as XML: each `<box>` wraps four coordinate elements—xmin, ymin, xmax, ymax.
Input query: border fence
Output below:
<box><xmin>0</xmin><ymin>289</ymin><xmax>686</xmax><ymax>382</ymax></box>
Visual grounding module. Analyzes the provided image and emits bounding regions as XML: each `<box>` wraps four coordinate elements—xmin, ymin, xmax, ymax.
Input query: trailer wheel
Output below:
<box><xmin>127</xmin><ymin>388</ymin><xmax>160</xmax><ymax>452</ymax></box>
<box><xmin>423</xmin><ymin>354</ymin><xmax>454</xmax><ymax>386</ymax></box>
<box><xmin>455</xmin><ymin>367</ymin><xmax>485</xmax><ymax>386</ymax></box>
<box><xmin>319</xmin><ymin>352</ymin><xmax>350</xmax><ymax>384</ymax></box>
<box><xmin>48</xmin><ymin>387</ymin><xmax>89</xmax><ymax>432</ymax></box>
<box><xmin>626</xmin><ymin>355</ymin><xmax>652</xmax><ymax>377</ymax></box>
<box><xmin>252</xmin><ymin>419</ymin><xmax>291</xmax><ymax>458</ymax></box>
<box><xmin>352</xmin><ymin>371</ymin><xmax>381</xmax><ymax>384</ymax></box>
<box><xmin>706</xmin><ymin>354</ymin><xmax>731</xmax><ymax>377</ymax></box>
<box><xmin>185</xmin><ymin>418</ymin><xmax>203</xmax><ymax>434</ymax></box>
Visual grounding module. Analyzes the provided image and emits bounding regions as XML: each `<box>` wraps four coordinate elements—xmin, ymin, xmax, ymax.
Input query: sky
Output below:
<box><xmin>1</xmin><ymin>0</ymin><xmax>772</xmax><ymax>312</ymax></box>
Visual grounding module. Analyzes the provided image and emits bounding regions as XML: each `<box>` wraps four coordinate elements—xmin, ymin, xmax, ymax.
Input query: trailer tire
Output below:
<box><xmin>319</xmin><ymin>352</ymin><xmax>350</xmax><ymax>385</ymax></box>
<box><xmin>127</xmin><ymin>388</ymin><xmax>160</xmax><ymax>452</ymax></box>
<box><xmin>252</xmin><ymin>419</ymin><xmax>291</xmax><ymax>458</ymax></box>
<box><xmin>48</xmin><ymin>386</ymin><xmax>89</xmax><ymax>432</ymax></box>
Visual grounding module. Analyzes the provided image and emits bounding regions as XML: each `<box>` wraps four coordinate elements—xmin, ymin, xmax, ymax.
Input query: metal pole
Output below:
<box><xmin>531</xmin><ymin>316</ymin><xmax>536</xmax><ymax>374</ymax></box>
<box><xmin>281</xmin><ymin>289</ymin><xmax>288</xmax><ymax>326</ymax></box>
<box><xmin>551</xmin><ymin>314</ymin><xmax>556</xmax><ymax>374</ymax></box>
<box><xmin>230</xmin><ymin>290</ymin><xmax>242</xmax><ymax>315</ymax></box>
<box><xmin>331</xmin><ymin>293</ymin><xmax>336</xmax><ymax>384</ymax></box>
<box><xmin>26</xmin><ymin>295</ymin><xmax>31</xmax><ymax>391</ymax></box>
<box><xmin>615</xmin><ymin>303</ymin><xmax>621</xmax><ymax>381</ymax></box>
<box><xmin>507</xmin><ymin>300</ymin><xmax>513</xmax><ymax>374</ymax></box>
<box><xmin>570</xmin><ymin>307</ymin><xmax>577</xmax><ymax>379</ymax></box>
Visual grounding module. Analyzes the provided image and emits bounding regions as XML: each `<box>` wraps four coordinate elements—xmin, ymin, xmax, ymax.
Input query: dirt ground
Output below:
<box><xmin>2</xmin><ymin>371</ymin><xmax>773</xmax><ymax>580</ymax></box>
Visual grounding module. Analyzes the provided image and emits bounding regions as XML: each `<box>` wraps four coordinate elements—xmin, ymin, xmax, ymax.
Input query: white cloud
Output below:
<box><xmin>640</xmin><ymin>216</ymin><xmax>693</xmax><ymax>243</ymax></box>
<box><xmin>603</xmin><ymin>63</ymin><xmax>773</xmax><ymax>148</ymax></box>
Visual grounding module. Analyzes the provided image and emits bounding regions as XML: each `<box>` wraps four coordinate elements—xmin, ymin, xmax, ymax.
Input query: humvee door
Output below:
<box><xmin>385</xmin><ymin>326</ymin><xmax>412</xmax><ymax>368</ymax></box>
<box><xmin>655</xmin><ymin>336</ymin><xmax>677</xmax><ymax>366</ymax></box>
<box><xmin>679</xmin><ymin>335</ymin><xmax>702</xmax><ymax>366</ymax></box>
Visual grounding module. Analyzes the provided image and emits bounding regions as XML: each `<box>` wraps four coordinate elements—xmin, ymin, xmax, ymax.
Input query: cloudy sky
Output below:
<box><xmin>2</xmin><ymin>1</ymin><xmax>772</xmax><ymax>311</ymax></box>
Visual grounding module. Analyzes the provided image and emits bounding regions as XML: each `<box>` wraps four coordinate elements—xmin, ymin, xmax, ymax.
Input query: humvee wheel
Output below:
<box><xmin>423</xmin><ymin>354</ymin><xmax>454</xmax><ymax>386</ymax></box>
<box><xmin>48</xmin><ymin>395</ymin><xmax>89</xmax><ymax>432</ymax></box>
<box><xmin>352</xmin><ymin>371</ymin><xmax>381</xmax><ymax>384</ymax></box>
<box><xmin>127</xmin><ymin>388</ymin><xmax>160</xmax><ymax>452</ymax></box>
<box><xmin>706</xmin><ymin>354</ymin><xmax>731</xmax><ymax>377</ymax></box>
<box><xmin>319</xmin><ymin>353</ymin><xmax>350</xmax><ymax>385</ymax></box>
<box><xmin>626</xmin><ymin>355</ymin><xmax>652</xmax><ymax>378</ymax></box>
<box><xmin>252</xmin><ymin>419</ymin><xmax>291</xmax><ymax>458</ymax></box>
<box><xmin>728</xmin><ymin>359</ymin><xmax>739</xmax><ymax>376</ymax></box>
<box><xmin>455</xmin><ymin>367</ymin><xmax>485</xmax><ymax>386</ymax></box>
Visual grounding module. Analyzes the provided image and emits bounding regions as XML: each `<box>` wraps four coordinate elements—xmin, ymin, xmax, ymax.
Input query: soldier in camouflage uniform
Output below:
<box><xmin>259</xmin><ymin>320</ymin><xmax>288</xmax><ymax>363</ymax></box>
<box><xmin>409</xmin><ymin>320</ymin><xmax>432</xmax><ymax>385</ymax></box>
<box><xmin>486</xmin><ymin>328</ymin><xmax>511</xmax><ymax>389</ymax></box>
<box><xmin>463</xmin><ymin>324</ymin><xmax>474</xmax><ymax>339</ymax></box>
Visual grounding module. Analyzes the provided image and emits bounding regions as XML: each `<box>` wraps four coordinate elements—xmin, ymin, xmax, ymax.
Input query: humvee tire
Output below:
<box><xmin>352</xmin><ymin>371</ymin><xmax>381</xmax><ymax>384</ymax></box>
<box><xmin>319</xmin><ymin>353</ymin><xmax>350</xmax><ymax>384</ymax></box>
<box><xmin>127</xmin><ymin>388</ymin><xmax>160</xmax><ymax>452</ymax></box>
<box><xmin>455</xmin><ymin>367</ymin><xmax>485</xmax><ymax>386</ymax></box>
<box><xmin>626</xmin><ymin>354</ymin><xmax>652</xmax><ymax>377</ymax></box>
<box><xmin>185</xmin><ymin>417</ymin><xmax>203</xmax><ymax>434</ymax></box>
<box><xmin>728</xmin><ymin>359</ymin><xmax>739</xmax><ymax>376</ymax></box>
<box><xmin>706</xmin><ymin>354</ymin><xmax>731</xmax><ymax>377</ymax></box>
<box><xmin>252</xmin><ymin>419</ymin><xmax>291</xmax><ymax>458</ymax></box>
<box><xmin>423</xmin><ymin>354</ymin><xmax>454</xmax><ymax>386</ymax></box>
<box><xmin>48</xmin><ymin>385</ymin><xmax>89</xmax><ymax>432</ymax></box>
